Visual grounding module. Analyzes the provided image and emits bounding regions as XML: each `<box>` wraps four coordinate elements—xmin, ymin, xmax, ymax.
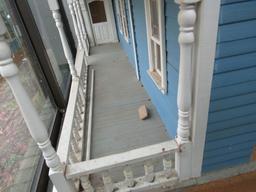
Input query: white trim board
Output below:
<box><xmin>191</xmin><ymin>0</ymin><xmax>221</xmax><ymax>177</ymax></box>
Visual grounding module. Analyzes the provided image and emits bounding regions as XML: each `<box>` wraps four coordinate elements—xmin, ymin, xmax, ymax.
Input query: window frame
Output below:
<box><xmin>145</xmin><ymin>0</ymin><xmax>167</xmax><ymax>94</ymax></box>
<box><xmin>117</xmin><ymin>0</ymin><xmax>129</xmax><ymax>42</ymax></box>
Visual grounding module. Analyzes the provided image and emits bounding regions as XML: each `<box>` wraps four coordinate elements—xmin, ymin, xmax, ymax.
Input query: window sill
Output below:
<box><xmin>147</xmin><ymin>70</ymin><xmax>166</xmax><ymax>94</ymax></box>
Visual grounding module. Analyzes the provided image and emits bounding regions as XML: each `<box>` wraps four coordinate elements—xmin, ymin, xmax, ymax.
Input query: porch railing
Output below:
<box><xmin>0</xmin><ymin>0</ymin><xmax>202</xmax><ymax>191</ymax></box>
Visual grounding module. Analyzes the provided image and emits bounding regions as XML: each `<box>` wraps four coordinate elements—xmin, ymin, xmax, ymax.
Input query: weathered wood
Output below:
<box><xmin>123</xmin><ymin>166</ymin><xmax>135</xmax><ymax>187</ymax></box>
<box><xmin>144</xmin><ymin>161</ymin><xmax>155</xmax><ymax>183</ymax></box>
<box><xmin>102</xmin><ymin>172</ymin><xmax>114</xmax><ymax>192</ymax></box>
<box><xmin>66</xmin><ymin>140</ymin><xmax>177</xmax><ymax>179</ymax></box>
<box><xmin>138</xmin><ymin>105</ymin><xmax>149</xmax><ymax>120</ymax></box>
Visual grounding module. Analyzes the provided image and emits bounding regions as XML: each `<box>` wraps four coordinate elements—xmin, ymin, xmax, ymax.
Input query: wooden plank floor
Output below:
<box><xmin>87</xmin><ymin>43</ymin><xmax>169</xmax><ymax>159</ymax></box>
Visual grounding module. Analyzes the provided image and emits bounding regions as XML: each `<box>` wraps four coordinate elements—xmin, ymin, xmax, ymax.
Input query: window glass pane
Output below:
<box><xmin>89</xmin><ymin>1</ymin><xmax>107</xmax><ymax>24</ymax></box>
<box><xmin>27</xmin><ymin>0</ymin><xmax>70</xmax><ymax>95</ymax></box>
<box><xmin>150</xmin><ymin>0</ymin><xmax>159</xmax><ymax>39</ymax></box>
<box><xmin>0</xmin><ymin>1</ymin><xmax>56</xmax><ymax>191</ymax></box>
<box><xmin>151</xmin><ymin>40</ymin><xmax>155</xmax><ymax>68</ymax></box>
<box><xmin>156</xmin><ymin>43</ymin><xmax>161</xmax><ymax>73</ymax></box>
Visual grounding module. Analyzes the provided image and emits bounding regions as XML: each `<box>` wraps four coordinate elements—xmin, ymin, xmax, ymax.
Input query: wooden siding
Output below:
<box><xmin>129</xmin><ymin>0</ymin><xmax>179</xmax><ymax>137</ymax></box>
<box><xmin>203</xmin><ymin>0</ymin><xmax>256</xmax><ymax>172</ymax></box>
<box><xmin>113</xmin><ymin>0</ymin><xmax>135</xmax><ymax>67</ymax></box>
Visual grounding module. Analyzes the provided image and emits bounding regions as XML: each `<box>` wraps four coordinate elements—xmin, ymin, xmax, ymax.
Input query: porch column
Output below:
<box><xmin>174</xmin><ymin>0</ymin><xmax>201</xmax><ymax>180</ymax></box>
<box><xmin>0</xmin><ymin>16</ymin><xmax>76</xmax><ymax>192</ymax></box>
<box><xmin>47</xmin><ymin>0</ymin><xmax>78</xmax><ymax>79</ymax></box>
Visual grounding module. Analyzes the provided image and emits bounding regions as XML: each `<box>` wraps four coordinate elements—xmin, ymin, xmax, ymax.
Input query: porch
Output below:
<box><xmin>88</xmin><ymin>43</ymin><xmax>169</xmax><ymax>159</ymax></box>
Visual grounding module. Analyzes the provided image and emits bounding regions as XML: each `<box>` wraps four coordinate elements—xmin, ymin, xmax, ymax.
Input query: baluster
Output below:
<box><xmin>0</xmin><ymin>15</ymin><xmax>75</xmax><ymax>192</ymax></box>
<box><xmin>74</xmin><ymin>0</ymin><xmax>89</xmax><ymax>55</ymax></box>
<box><xmin>175</xmin><ymin>0</ymin><xmax>200</xmax><ymax>180</ymax></box>
<box><xmin>73</xmin><ymin>124</ymin><xmax>81</xmax><ymax>141</ymax></box>
<box><xmin>102</xmin><ymin>172</ymin><xmax>114</xmax><ymax>192</ymax></box>
<box><xmin>69</xmin><ymin>146</ymin><xmax>79</xmax><ymax>163</ymax></box>
<box><xmin>123</xmin><ymin>166</ymin><xmax>135</xmax><ymax>187</ymax></box>
<box><xmin>67</xmin><ymin>0</ymin><xmax>82</xmax><ymax>49</ymax></box>
<box><xmin>71</xmin><ymin>133</ymin><xmax>80</xmax><ymax>153</ymax></box>
<box><xmin>47</xmin><ymin>0</ymin><xmax>78</xmax><ymax>79</ymax></box>
<box><xmin>75</xmin><ymin>106</ymin><xmax>83</xmax><ymax>123</ymax></box>
<box><xmin>144</xmin><ymin>161</ymin><xmax>155</xmax><ymax>182</ymax></box>
<box><xmin>163</xmin><ymin>155</ymin><xmax>174</xmax><ymax>178</ymax></box>
<box><xmin>81</xmin><ymin>176</ymin><xmax>94</xmax><ymax>192</ymax></box>
<box><xmin>74</xmin><ymin>117</ymin><xmax>82</xmax><ymax>132</ymax></box>
<box><xmin>73</xmin><ymin>0</ymin><xmax>87</xmax><ymax>51</ymax></box>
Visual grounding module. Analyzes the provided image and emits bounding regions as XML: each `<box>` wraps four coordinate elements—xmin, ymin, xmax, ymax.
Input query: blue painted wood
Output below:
<box><xmin>219</xmin><ymin>1</ymin><xmax>256</xmax><ymax>25</ymax></box>
<box><xmin>207</xmin><ymin>113</ymin><xmax>256</xmax><ymax>133</ymax></box>
<box><xmin>113</xmin><ymin>0</ymin><xmax>135</xmax><ymax>67</ymax></box>
<box><xmin>130</xmin><ymin>0</ymin><xmax>179</xmax><ymax>137</ymax></box>
<box><xmin>204</xmin><ymin>140</ymin><xmax>256</xmax><ymax>158</ymax></box>
<box><xmin>214</xmin><ymin>52</ymin><xmax>256</xmax><ymax>74</ymax></box>
<box><xmin>215</xmin><ymin>37</ymin><xmax>256</xmax><ymax>58</ymax></box>
<box><xmin>210</xmin><ymin>80</ymin><xmax>256</xmax><ymax>100</ymax></box>
<box><xmin>209</xmin><ymin>92</ymin><xmax>256</xmax><ymax>112</ymax></box>
<box><xmin>218</xmin><ymin>20</ymin><xmax>256</xmax><ymax>42</ymax></box>
<box><xmin>203</xmin><ymin>0</ymin><xmax>256</xmax><ymax>172</ymax></box>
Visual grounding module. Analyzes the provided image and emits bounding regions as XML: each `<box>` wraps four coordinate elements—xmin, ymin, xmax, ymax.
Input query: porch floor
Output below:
<box><xmin>87</xmin><ymin>43</ymin><xmax>169</xmax><ymax>159</ymax></box>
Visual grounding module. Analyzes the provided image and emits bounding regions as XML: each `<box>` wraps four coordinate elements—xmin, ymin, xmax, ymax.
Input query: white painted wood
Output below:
<box><xmin>86</xmin><ymin>69</ymin><xmax>95</xmax><ymax>161</ymax></box>
<box><xmin>57</xmin><ymin>49</ymin><xmax>85</xmax><ymax>163</ymax></box>
<box><xmin>144</xmin><ymin>161</ymin><xmax>155</xmax><ymax>183</ymax></box>
<box><xmin>123</xmin><ymin>166</ymin><xmax>135</xmax><ymax>187</ymax></box>
<box><xmin>79</xmin><ymin>0</ymin><xmax>96</xmax><ymax>46</ymax></box>
<box><xmin>144</xmin><ymin>0</ymin><xmax>167</xmax><ymax>94</ymax></box>
<box><xmin>88</xmin><ymin>0</ymin><xmax>117</xmax><ymax>45</ymax></box>
<box><xmin>102</xmin><ymin>172</ymin><xmax>114</xmax><ymax>192</ymax></box>
<box><xmin>81</xmin><ymin>176</ymin><xmax>94</xmax><ymax>192</ymax></box>
<box><xmin>174</xmin><ymin>0</ymin><xmax>201</xmax><ymax>180</ymax></box>
<box><xmin>47</xmin><ymin>0</ymin><xmax>78</xmax><ymax>79</ymax></box>
<box><xmin>68</xmin><ymin>0</ymin><xmax>83</xmax><ymax>49</ymax></box>
<box><xmin>163</xmin><ymin>155</ymin><xmax>173</xmax><ymax>178</ymax></box>
<box><xmin>66</xmin><ymin>140</ymin><xmax>177</xmax><ymax>179</ymax></box>
<box><xmin>127</xmin><ymin>0</ymin><xmax>140</xmax><ymax>80</ymax></box>
<box><xmin>191</xmin><ymin>0</ymin><xmax>221</xmax><ymax>177</ymax></box>
<box><xmin>0</xmin><ymin>15</ymin><xmax>75</xmax><ymax>192</ymax></box>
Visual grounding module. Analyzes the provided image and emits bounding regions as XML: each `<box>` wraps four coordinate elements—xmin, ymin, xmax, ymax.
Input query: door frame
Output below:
<box><xmin>87</xmin><ymin>0</ymin><xmax>118</xmax><ymax>45</ymax></box>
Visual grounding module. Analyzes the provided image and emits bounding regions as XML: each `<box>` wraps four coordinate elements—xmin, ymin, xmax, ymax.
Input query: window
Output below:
<box><xmin>88</xmin><ymin>1</ymin><xmax>107</xmax><ymax>24</ymax></box>
<box><xmin>116</xmin><ymin>0</ymin><xmax>129</xmax><ymax>42</ymax></box>
<box><xmin>145</xmin><ymin>0</ymin><xmax>167</xmax><ymax>94</ymax></box>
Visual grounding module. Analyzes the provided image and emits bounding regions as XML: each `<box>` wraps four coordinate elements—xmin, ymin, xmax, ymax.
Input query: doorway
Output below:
<box><xmin>88</xmin><ymin>0</ymin><xmax>118</xmax><ymax>45</ymax></box>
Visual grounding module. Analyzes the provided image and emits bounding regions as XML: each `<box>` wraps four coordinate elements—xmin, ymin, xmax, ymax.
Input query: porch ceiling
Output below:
<box><xmin>87</xmin><ymin>43</ymin><xmax>169</xmax><ymax>159</ymax></box>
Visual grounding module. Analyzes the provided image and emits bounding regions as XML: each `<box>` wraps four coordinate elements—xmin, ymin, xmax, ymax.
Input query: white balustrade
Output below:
<box><xmin>175</xmin><ymin>0</ymin><xmax>201</xmax><ymax>180</ymax></box>
<box><xmin>0</xmin><ymin>15</ymin><xmax>76</xmax><ymax>192</ymax></box>
<box><xmin>65</xmin><ymin>140</ymin><xmax>178</xmax><ymax>191</ymax></box>
<box><xmin>47</xmin><ymin>0</ymin><xmax>78</xmax><ymax>79</ymax></box>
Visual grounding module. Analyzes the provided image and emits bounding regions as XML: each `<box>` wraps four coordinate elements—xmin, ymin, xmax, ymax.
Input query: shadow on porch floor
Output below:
<box><xmin>86</xmin><ymin>43</ymin><xmax>169</xmax><ymax>159</ymax></box>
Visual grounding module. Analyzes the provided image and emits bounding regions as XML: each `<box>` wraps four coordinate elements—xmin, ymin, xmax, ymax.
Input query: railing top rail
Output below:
<box><xmin>57</xmin><ymin>49</ymin><xmax>85</xmax><ymax>163</ymax></box>
<box><xmin>66</xmin><ymin>140</ymin><xmax>178</xmax><ymax>179</ymax></box>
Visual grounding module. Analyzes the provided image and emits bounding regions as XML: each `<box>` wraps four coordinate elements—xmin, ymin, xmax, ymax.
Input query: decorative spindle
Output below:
<box><xmin>69</xmin><ymin>147</ymin><xmax>79</xmax><ymax>163</ymax></box>
<box><xmin>81</xmin><ymin>176</ymin><xmax>94</xmax><ymax>192</ymax></box>
<box><xmin>123</xmin><ymin>166</ymin><xmax>135</xmax><ymax>187</ymax></box>
<box><xmin>47</xmin><ymin>0</ymin><xmax>78</xmax><ymax>79</ymax></box>
<box><xmin>0</xmin><ymin>15</ymin><xmax>75</xmax><ymax>192</ymax></box>
<box><xmin>144</xmin><ymin>161</ymin><xmax>155</xmax><ymax>182</ymax></box>
<box><xmin>71</xmin><ymin>133</ymin><xmax>80</xmax><ymax>153</ymax></box>
<box><xmin>68</xmin><ymin>0</ymin><xmax>82</xmax><ymax>49</ymax></box>
<box><xmin>73</xmin><ymin>125</ymin><xmax>81</xmax><ymax>141</ymax></box>
<box><xmin>73</xmin><ymin>0</ymin><xmax>87</xmax><ymax>51</ymax></box>
<box><xmin>175</xmin><ymin>0</ymin><xmax>201</xmax><ymax>180</ymax></box>
<box><xmin>163</xmin><ymin>155</ymin><xmax>173</xmax><ymax>178</ymax></box>
<box><xmin>176</xmin><ymin>0</ymin><xmax>198</xmax><ymax>144</ymax></box>
<box><xmin>102</xmin><ymin>172</ymin><xmax>114</xmax><ymax>192</ymax></box>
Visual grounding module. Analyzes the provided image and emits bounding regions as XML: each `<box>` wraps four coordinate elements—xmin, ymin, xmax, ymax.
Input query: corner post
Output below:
<box><xmin>0</xmin><ymin>16</ymin><xmax>76</xmax><ymax>192</ymax></box>
<box><xmin>174</xmin><ymin>0</ymin><xmax>200</xmax><ymax>180</ymax></box>
<box><xmin>47</xmin><ymin>0</ymin><xmax>78</xmax><ymax>79</ymax></box>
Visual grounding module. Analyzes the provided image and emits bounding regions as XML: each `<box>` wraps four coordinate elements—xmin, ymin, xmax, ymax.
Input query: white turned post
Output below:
<box><xmin>79</xmin><ymin>0</ymin><xmax>95</xmax><ymax>46</ymax></box>
<box><xmin>0</xmin><ymin>16</ymin><xmax>76</xmax><ymax>192</ymax></box>
<box><xmin>174</xmin><ymin>0</ymin><xmax>200</xmax><ymax>180</ymax></box>
<box><xmin>74</xmin><ymin>0</ymin><xmax>89</xmax><ymax>55</ymax></box>
<box><xmin>81</xmin><ymin>176</ymin><xmax>94</xmax><ymax>192</ymax></box>
<box><xmin>144</xmin><ymin>161</ymin><xmax>155</xmax><ymax>182</ymax></box>
<box><xmin>47</xmin><ymin>0</ymin><xmax>78</xmax><ymax>79</ymax></box>
<box><xmin>73</xmin><ymin>0</ymin><xmax>87</xmax><ymax>53</ymax></box>
<box><xmin>102</xmin><ymin>172</ymin><xmax>114</xmax><ymax>192</ymax></box>
<box><xmin>68</xmin><ymin>0</ymin><xmax>83</xmax><ymax>49</ymax></box>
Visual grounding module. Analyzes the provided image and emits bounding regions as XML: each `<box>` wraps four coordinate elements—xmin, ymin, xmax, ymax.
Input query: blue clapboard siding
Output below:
<box><xmin>203</xmin><ymin>0</ymin><xmax>256</xmax><ymax>172</ymax></box>
<box><xmin>113</xmin><ymin>0</ymin><xmax>135</xmax><ymax>67</ymax></box>
<box><xmin>130</xmin><ymin>0</ymin><xmax>180</xmax><ymax>137</ymax></box>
